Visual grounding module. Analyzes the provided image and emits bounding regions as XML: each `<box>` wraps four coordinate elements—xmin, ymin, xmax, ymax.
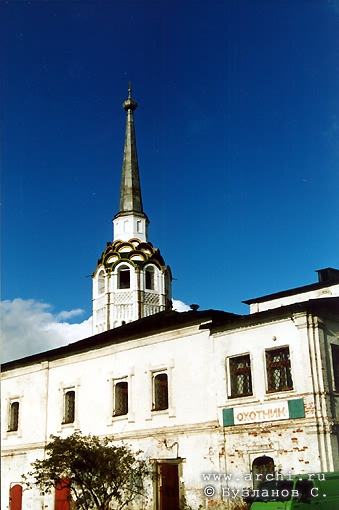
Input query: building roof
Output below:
<box><xmin>1</xmin><ymin>309</ymin><xmax>238</xmax><ymax>371</ymax></box>
<box><xmin>208</xmin><ymin>296</ymin><xmax>339</xmax><ymax>333</ymax></box>
<box><xmin>3</xmin><ymin>296</ymin><xmax>338</xmax><ymax>372</ymax></box>
<box><xmin>243</xmin><ymin>267</ymin><xmax>339</xmax><ymax>305</ymax></box>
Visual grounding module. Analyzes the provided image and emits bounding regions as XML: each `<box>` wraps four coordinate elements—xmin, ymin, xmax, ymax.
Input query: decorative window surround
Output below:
<box><xmin>57</xmin><ymin>383</ymin><xmax>80</xmax><ymax>432</ymax></box>
<box><xmin>107</xmin><ymin>368</ymin><xmax>135</xmax><ymax>425</ymax></box>
<box><xmin>4</xmin><ymin>396</ymin><xmax>22</xmax><ymax>438</ymax></box>
<box><xmin>227</xmin><ymin>353</ymin><xmax>253</xmax><ymax>398</ymax></box>
<box><xmin>145</xmin><ymin>360</ymin><xmax>175</xmax><ymax>421</ymax></box>
<box><xmin>265</xmin><ymin>346</ymin><xmax>293</xmax><ymax>393</ymax></box>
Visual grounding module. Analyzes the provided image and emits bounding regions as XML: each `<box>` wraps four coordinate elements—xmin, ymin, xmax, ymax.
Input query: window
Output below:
<box><xmin>63</xmin><ymin>390</ymin><xmax>75</xmax><ymax>424</ymax></box>
<box><xmin>114</xmin><ymin>381</ymin><xmax>128</xmax><ymax>416</ymax></box>
<box><xmin>145</xmin><ymin>266</ymin><xmax>155</xmax><ymax>290</ymax></box>
<box><xmin>8</xmin><ymin>401</ymin><xmax>19</xmax><ymax>432</ymax></box>
<box><xmin>331</xmin><ymin>345</ymin><xmax>339</xmax><ymax>391</ymax></box>
<box><xmin>118</xmin><ymin>267</ymin><xmax>130</xmax><ymax>289</ymax></box>
<box><xmin>153</xmin><ymin>373</ymin><xmax>168</xmax><ymax>411</ymax></box>
<box><xmin>98</xmin><ymin>270</ymin><xmax>105</xmax><ymax>294</ymax></box>
<box><xmin>266</xmin><ymin>347</ymin><xmax>293</xmax><ymax>392</ymax></box>
<box><xmin>229</xmin><ymin>354</ymin><xmax>252</xmax><ymax>397</ymax></box>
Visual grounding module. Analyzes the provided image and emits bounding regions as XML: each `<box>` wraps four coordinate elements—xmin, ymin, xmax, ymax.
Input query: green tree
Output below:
<box><xmin>22</xmin><ymin>432</ymin><xmax>149</xmax><ymax>510</ymax></box>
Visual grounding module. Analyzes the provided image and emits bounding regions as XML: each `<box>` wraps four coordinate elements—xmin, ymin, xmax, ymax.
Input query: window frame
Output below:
<box><xmin>228</xmin><ymin>353</ymin><xmax>253</xmax><ymax>398</ymax></box>
<box><xmin>331</xmin><ymin>344</ymin><xmax>339</xmax><ymax>391</ymax></box>
<box><xmin>97</xmin><ymin>269</ymin><xmax>105</xmax><ymax>295</ymax></box>
<box><xmin>265</xmin><ymin>346</ymin><xmax>293</xmax><ymax>393</ymax></box>
<box><xmin>62</xmin><ymin>389</ymin><xmax>76</xmax><ymax>424</ymax></box>
<box><xmin>8</xmin><ymin>400</ymin><xmax>20</xmax><ymax>432</ymax></box>
<box><xmin>152</xmin><ymin>372</ymin><xmax>169</xmax><ymax>411</ymax></box>
<box><xmin>117</xmin><ymin>266</ymin><xmax>131</xmax><ymax>289</ymax></box>
<box><xmin>113</xmin><ymin>379</ymin><xmax>129</xmax><ymax>417</ymax></box>
<box><xmin>145</xmin><ymin>266</ymin><xmax>155</xmax><ymax>291</ymax></box>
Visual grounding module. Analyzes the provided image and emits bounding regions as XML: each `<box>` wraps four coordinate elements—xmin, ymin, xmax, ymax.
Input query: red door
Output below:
<box><xmin>160</xmin><ymin>463</ymin><xmax>179</xmax><ymax>510</ymax></box>
<box><xmin>55</xmin><ymin>479</ymin><xmax>71</xmax><ymax>510</ymax></box>
<box><xmin>10</xmin><ymin>484</ymin><xmax>22</xmax><ymax>510</ymax></box>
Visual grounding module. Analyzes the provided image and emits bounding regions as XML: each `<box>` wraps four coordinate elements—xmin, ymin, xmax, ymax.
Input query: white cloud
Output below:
<box><xmin>1</xmin><ymin>297</ymin><xmax>191</xmax><ymax>364</ymax></box>
<box><xmin>56</xmin><ymin>308</ymin><xmax>85</xmax><ymax>320</ymax></box>
<box><xmin>172</xmin><ymin>299</ymin><xmax>191</xmax><ymax>312</ymax></box>
<box><xmin>1</xmin><ymin>299</ymin><xmax>92</xmax><ymax>363</ymax></box>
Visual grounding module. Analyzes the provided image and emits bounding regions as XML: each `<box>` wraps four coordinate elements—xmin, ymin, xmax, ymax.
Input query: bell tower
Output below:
<box><xmin>92</xmin><ymin>87</ymin><xmax>172</xmax><ymax>334</ymax></box>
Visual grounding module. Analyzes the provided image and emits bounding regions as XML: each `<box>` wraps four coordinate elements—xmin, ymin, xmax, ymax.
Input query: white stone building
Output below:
<box><xmin>2</xmin><ymin>90</ymin><xmax>339</xmax><ymax>510</ymax></box>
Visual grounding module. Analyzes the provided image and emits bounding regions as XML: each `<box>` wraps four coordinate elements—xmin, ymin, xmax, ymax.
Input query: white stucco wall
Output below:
<box><xmin>212</xmin><ymin>311</ymin><xmax>339</xmax><ymax>489</ymax></box>
<box><xmin>2</xmin><ymin>310</ymin><xmax>338</xmax><ymax>510</ymax></box>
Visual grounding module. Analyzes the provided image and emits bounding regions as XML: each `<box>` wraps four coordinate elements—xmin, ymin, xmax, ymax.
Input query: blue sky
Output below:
<box><xmin>1</xmin><ymin>1</ymin><xmax>338</xmax><ymax>359</ymax></box>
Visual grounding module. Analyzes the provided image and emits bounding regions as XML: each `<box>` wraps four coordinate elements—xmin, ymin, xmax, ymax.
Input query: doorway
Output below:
<box><xmin>156</xmin><ymin>462</ymin><xmax>180</xmax><ymax>510</ymax></box>
<box><xmin>54</xmin><ymin>479</ymin><xmax>71</xmax><ymax>510</ymax></box>
<box><xmin>10</xmin><ymin>485</ymin><xmax>22</xmax><ymax>510</ymax></box>
<box><xmin>252</xmin><ymin>455</ymin><xmax>275</xmax><ymax>489</ymax></box>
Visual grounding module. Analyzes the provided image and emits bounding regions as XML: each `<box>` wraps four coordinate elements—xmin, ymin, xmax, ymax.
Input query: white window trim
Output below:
<box><xmin>116</xmin><ymin>264</ymin><xmax>132</xmax><ymax>291</ymax></box>
<box><xmin>145</xmin><ymin>361</ymin><xmax>175</xmax><ymax>421</ymax></box>
<box><xmin>144</xmin><ymin>265</ymin><xmax>159</xmax><ymax>293</ymax></box>
<box><xmin>57</xmin><ymin>383</ymin><xmax>80</xmax><ymax>432</ymax></box>
<box><xmin>112</xmin><ymin>377</ymin><xmax>128</xmax><ymax>419</ymax></box>
<box><xmin>97</xmin><ymin>269</ymin><xmax>106</xmax><ymax>296</ymax></box>
<box><xmin>226</xmin><ymin>352</ymin><xmax>254</xmax><ymax>400</ymax></box>
<box><xmin>5</xmin><ymin>396</ymin><xmax>22</xmax><ymax>438</ymax></box>
<box><xmin>107</xmin><ymin>369</ymin><xmax>135</xmax><ymax>426</ymax></box>
<box><xmin>264</xmin><ymin>345</ymin><xmax>294</xmax><ymax>395</ymax></box>
<box><xmin>330</xmin><ymin>343</ymin><xmax>339</xmax><ymax>392</ymax></box>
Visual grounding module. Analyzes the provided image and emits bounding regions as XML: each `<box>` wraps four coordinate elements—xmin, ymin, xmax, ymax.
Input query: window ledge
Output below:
<box><xmin>112</xmin><ymin>414</ymin><xmax>128</xmax><ymax>422</ymax></box>
<box><xmin>228</xmin><ymin>394</ymin><xmax>254</xmax><ymax>399</ymax></box>
<box><xmin>266</xmin><ymin>388</ymin><xmax>294</xmax><ymax>394</ymax></box>
<box><xmin>3</xmin><ymin>431</ymin><xmax>22</xmax><ymax>439</ymax></box>
<box><xmin>152</xmin><ymin>408</ymin><xmax>169</xmax><ymax>414</ymax></box>
<box><xmin>61</xmin><ymin>422</ymin><xmax>75</xmax><ymax>428</ymax></box>
<box><xmin>226</xmin><ymin>395</ymin><xmax>257</xmax><ymax>404</ymax></box>
<box><xmin>265</xmin><ymin>389</ymin><xmax>296</xmax><ymax>399</ymax></box>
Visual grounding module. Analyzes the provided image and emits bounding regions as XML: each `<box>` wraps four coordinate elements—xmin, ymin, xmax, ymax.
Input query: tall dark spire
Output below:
<box><xmin>93</xmin><ymin>88</ymin><xmax>172</xmax><ymax>333</ymax></box>
<box><xmin>119</xmin><ymin>86</ymin><xmax>144</xmax><ymax>214</ymax></box>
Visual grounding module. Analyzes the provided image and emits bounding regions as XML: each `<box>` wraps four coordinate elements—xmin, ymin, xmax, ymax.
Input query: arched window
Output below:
<box><xmin>63</xmin><ymin>390</ymin><xmax>75</xmax><ymax>424</ymax></box>
<box><xmin>118</xmin><ymin>266</ymin><xmax>130</xmax><ymax>289</ymax></box>
<box><xmin>252</xmin><ymin>456</ymin><xmax>274</xmax><ymax>490</ymax></box>
<box><xmin>8</xmin><ymin>401</ymin><xmax>19</xmax><ymax>432</ymax></box>
<box><xmin>145</xmin><ymin>266</ymin><xmax>155</xmax><ymax>290</ymax></box>
<box><xmin>98</xmin><ymin>270</ymin><xmax>105</xmax><ymax>295</ymax></box>
<box><xmin>153</xmin><ymin>373</ymin><xmax>168</xmax><ymax>411</ymax></box>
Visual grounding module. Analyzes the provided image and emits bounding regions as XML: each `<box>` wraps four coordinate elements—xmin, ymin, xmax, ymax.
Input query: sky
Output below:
<box><xmin>1</xmin><ymin>0</ymin><xmax>338</xmax><ymax>362</ymax></box>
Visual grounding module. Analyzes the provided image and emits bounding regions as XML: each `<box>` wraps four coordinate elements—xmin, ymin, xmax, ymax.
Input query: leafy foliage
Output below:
<box><xmin>22</xmin><ymin>432</ymin><xmax>149</xmax><ymax>510</ymax></box>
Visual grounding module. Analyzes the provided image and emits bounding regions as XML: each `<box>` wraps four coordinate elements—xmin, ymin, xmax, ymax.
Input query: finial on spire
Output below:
<box><xmin>123</xmin><ymin>82</ymin><xmax>137</xmax><ymax>111</ymax></box>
